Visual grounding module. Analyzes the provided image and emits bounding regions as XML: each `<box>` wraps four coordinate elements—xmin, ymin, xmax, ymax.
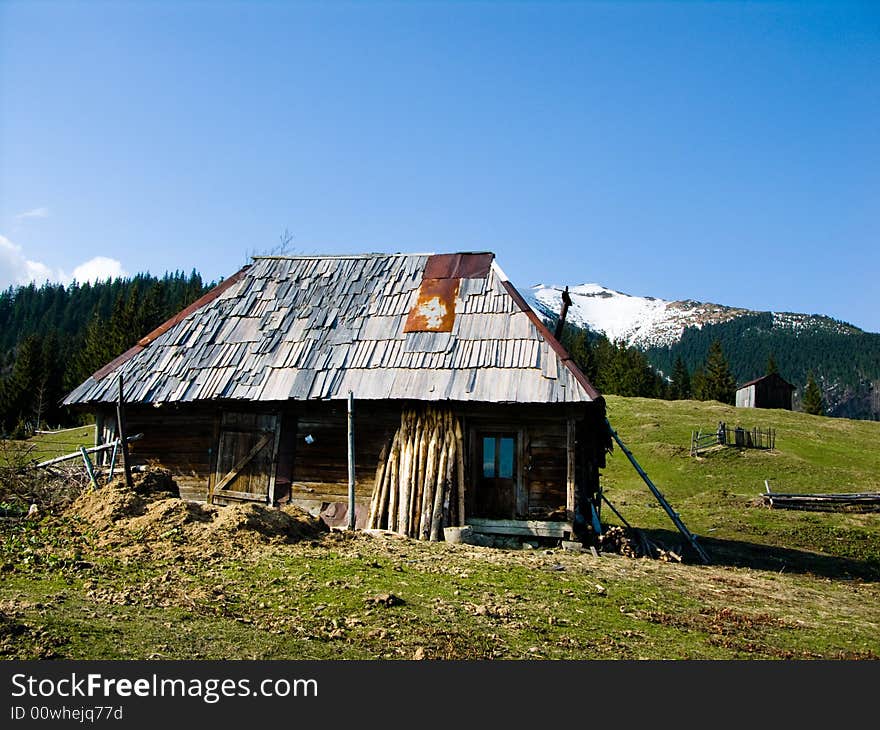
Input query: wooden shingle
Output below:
<box><xmin>64</xmin><ymin>253</ymin><xmax>599</xmax><ymax>406</ymax></box>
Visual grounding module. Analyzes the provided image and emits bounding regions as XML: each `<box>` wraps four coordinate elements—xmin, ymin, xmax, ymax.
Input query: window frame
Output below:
<box><xmin>481</xmin><ymin>433</ymin><xmax>516</xmax><ymax>480</ymax></box>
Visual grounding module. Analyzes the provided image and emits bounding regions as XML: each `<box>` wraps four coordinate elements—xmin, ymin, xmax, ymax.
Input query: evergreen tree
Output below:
<box><xmin>802</xmin><ymin>372</ymin><xmax>825</xmax><ymax>416</ymax></box>
<box><xmin>1</xmin><ymin>335</ymin><xmax>44</xmax><ymax>436</ymax></box>
<box><xmin>694</xmin><ymin>339</ymin><xmax>736</xmax><ymax>404</ymax></box>
<box><xmin>766</xmin><ymin>352</ymin><xmax>779</xmax><ymax>376</ymax></box>
<box><xmin>0</xmin><ymin>270</ymin><xmax>213</xmax><ymax>432</ymax></box>
<box><xmin>691</xmin><ymin>365</ymin><xmax>706</xmax><ymax>401</ymax></box>
<box><xmin>559</xmin><ymin>323</ymin><xmax>597</xmax><ymax>384</ymax></box>
<box><xmin>70</xmin><ymin>311</ymin><xmax>112</xmax><ymax>389</ymax></box>
<box><xmin>670</xmin><ymin>355</ymin><xmax>691</xmax><ymax>399</ymax></box>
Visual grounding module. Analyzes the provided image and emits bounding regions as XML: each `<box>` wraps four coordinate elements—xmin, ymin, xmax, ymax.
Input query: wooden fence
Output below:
<box><xmin>690</xmin><ymin>425</ymin><xmax>776</xmax><ymax>456</ymax></box>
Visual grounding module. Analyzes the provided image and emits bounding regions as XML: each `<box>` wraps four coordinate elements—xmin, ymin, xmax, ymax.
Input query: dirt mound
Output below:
<box><xmin>126</xmin><ymin>499</ymin><xmax>216</xmax><ymax>535</ymax></box>
<box><xmin>71</xmin><ymin>467</ymin><xmax>183</xmax><ymax>530</ymax></box>
<box><xmin>134</xmin><ymin>468</ymin><xmax>179</xmax><ymax>498</ymax></box>
<box><xmin>70</xmin><ymin>483</ymin><xmax>146</xmax><ymax>529</ymax></box>
<box><xmin>208</xmin><ymin>503</ymin><xmax>328</xmax><ymax>542</ymax></box>
<box><xmin>66</xmin><ymin>470</ymin><xmax>327</xmax><ymax>548</ymax></box>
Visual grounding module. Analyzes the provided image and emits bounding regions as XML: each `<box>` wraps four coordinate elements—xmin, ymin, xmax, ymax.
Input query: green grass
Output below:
<box><xmin>2</xmin><ymin>425</ymin><xmax>95</xmax><ymax>465</ymax></box>
<box><xmin>2</xmin><ymin>399</ymin><xmax>879</xmax><ymax>660</ymax></box>
<box><xmin>602</xmin><ymin>396</ymin><xmax>880</xmax><ymax>576</ymax></box>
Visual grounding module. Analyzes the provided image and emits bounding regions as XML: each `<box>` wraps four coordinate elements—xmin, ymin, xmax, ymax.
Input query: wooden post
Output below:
<box><xmin>566</xmin><ymin>418</ymin><xmax>576</xmax><ymax>521</ymax></box>
<box><xmin>108</xmin><ymin>440</ymin><xmax>119</xmax><ymax>480</ymax></box>
<box><xmin>79</xmin><ymin>446</ymin><xmax>99</xmax><ymax>490</ymax></box>
<box><xmin>116</xmin><ymin>374</ymin><xmax>133</xmax><ymax>488</ymax></box>
<box><xmin>455</xmin><ymin>418</ymin><xmax>466</xmax><ymax>527</ymax></box>
<box><xmin>94</xmin><ymin>411</ymin><xmax>104</xmax><ymax>465</ymax></box>
<box><xmin>267</xmin><ymin>415</ymin><xmax>282</xmax><ymax>507</ymax></box>
<box><xmin>347</xmin><ymin>391</ymin><xmax>356</xmax><ymax>531</ymax></box>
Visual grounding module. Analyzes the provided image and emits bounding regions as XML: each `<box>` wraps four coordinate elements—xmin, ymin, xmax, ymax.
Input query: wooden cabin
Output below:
<box><xmin>64</xmin><ymin>252</ymin><xmax>610</xmax><ymax>542</ymax></box>
<box><xmin>735</xmin><ymin>373</ymin><xmax>795</xmax><ymax>410</ymax></box>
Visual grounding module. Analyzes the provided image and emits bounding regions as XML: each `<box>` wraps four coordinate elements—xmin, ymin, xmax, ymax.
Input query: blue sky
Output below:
<box><xmin>1</xmin><ymin>0</ymin><xmax>878</xmax><ymax>331</ymax></box>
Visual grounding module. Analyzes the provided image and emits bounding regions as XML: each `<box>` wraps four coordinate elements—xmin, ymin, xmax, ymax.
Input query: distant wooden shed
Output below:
<box><xmin>64</xmin><ymin>252</ymin><xmax>610</xmax><ymax>542</ymax></box>
<box><xmin>735</xmin><ymin>373</ymin><xmax>795</xmax><ymax>410</ymax></box>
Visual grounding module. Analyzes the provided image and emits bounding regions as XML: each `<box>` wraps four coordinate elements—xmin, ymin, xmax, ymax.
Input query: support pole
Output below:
<box><xmin>347</xmin><ymin>390</ymin><xmax>356</xmax><ymax>530</ymax></box>
<box><xmin>606</xmin><ymin>418</ymin><xmax>710</xmax><ymax>564</ymax></box>
<box><xmin>94</xmin><ymin>411</ymin><xmax>104</xmax><ymax>454</ymax></box>
<box><xmin>108</xmin><ymin>439</ymin><xmax>119</xmax><ymax>480</ymax></box>
<box><xmin>79</xmin><ymin>446</ymin><xmax>99</xmax><ymax>490</ymax></box>
<box><xmin>116</xmin><ymin>374</ymin><xmax>133</xmax><ymax>488</ymax></box>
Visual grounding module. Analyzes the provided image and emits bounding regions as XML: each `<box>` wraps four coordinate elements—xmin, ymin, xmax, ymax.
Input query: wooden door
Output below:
<box><xmin>210</xmin><ymin>412</ymin><xmax>281</xmax><ymax>504</ymax></box>
<box><xmin>473</xmin><ymin>433</ymin><xmax>517</xmax><ymax>519</ymax></box>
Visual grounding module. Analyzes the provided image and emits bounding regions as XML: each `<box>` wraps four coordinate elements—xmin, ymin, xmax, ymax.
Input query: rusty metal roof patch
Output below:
<box><xmin>403</xmin><ymin>278</ymin><xmax>460</xmax><ymax>333</ymax></box>
<box><xmin>422</xmin><ymin>252</ymin><xmax>493</xmax><ymax>280</ymax></box>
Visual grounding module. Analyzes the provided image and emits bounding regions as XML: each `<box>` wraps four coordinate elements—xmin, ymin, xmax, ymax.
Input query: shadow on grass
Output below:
<box><xmin>641</xmin><ymin>527</ymin><xmax>880</xmax><ymax>581</ymax></box>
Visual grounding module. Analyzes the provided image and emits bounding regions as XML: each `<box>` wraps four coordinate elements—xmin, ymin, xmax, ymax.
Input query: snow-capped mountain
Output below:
<box><xmin>527</xmin><ymin>283</ymin><xmax>861</xmax><ymax>348</ymax></box>
<box><xmin>526</xmin><ymin>282</ymin><xmax>878</xmax><ymax>421</ymax></box>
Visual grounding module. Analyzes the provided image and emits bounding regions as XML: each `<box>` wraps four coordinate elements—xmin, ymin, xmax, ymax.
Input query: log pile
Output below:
<box><xmin>366</xmin><ymin>407</ymin><xmax>466</xmax><ymax>539</ymax></box>
<box><xmin>598</xmin><ymin>525</ymin><xmax>683</xmax><ymax>562</ymax></box>
<box><xmin>597</xmin><ymin>526</ymin><xmax>641</xmax><ymax>559</ymax></box>
<box><xmin>760</xmin><ymin>490</ymin><xmax>880</xmax><ymax>512</ymax></box>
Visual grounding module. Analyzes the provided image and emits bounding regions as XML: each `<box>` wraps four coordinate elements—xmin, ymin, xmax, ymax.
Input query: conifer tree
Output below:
<box><xmin>694</xmin><ymin>339</ymin><xmax>736</xmax><ymax>404</ymax></box>
<box><xmin>1</xmin><ymin>335</ymin><xmax>44</xmax><ymax>436</ymax></box>
<box><xmin>766</xmin><ymin>353</ymin><xmax>779</xmax><ymax>376</ymax></box>
<box><xmin>670</xmin><ymin>355</ymin><xmax>691</xmax><ymax>399</ymax></box>
<box><xmin>802</xmin><ymin>372</ymin><xmax>825</xmax><ymax>416</ymax></box>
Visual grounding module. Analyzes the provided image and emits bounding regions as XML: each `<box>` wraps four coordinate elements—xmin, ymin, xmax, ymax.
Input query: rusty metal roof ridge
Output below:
<box><xmin>251</xmin><ymin>252</ymin><xmax>437</xmax><ymax>260</ymax></box>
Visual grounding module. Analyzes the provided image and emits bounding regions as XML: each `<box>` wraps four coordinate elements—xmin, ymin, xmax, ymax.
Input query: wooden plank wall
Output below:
<box><xmin>523</xmin><ymin>421</ymin><xmax>567</xmax><ymax>519</ymax></box>
<box><xmin>122</xmin><ymin>403</ymin><xmax>218</xmax><ymax>501</ymax></box>
<box><xmin>289</xmin><ymin>402</ymin><xmax>399</xmax><ymax>512</ymax></box>
<box><xmin>110</xmin><ymin>400</ymin><xmax>602</xmax><ymax>521</ymax></box>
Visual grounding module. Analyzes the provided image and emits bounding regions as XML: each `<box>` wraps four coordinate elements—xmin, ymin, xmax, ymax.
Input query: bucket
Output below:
<box><xmin>443</xmin><ymin>526</ymin><xmax>473</xmax><ymax>544</ymax></box>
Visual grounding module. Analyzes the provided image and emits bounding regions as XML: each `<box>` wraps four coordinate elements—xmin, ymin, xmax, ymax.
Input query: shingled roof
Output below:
<box><xmin>64</xmin><ymin>252</ymin><xmax>600</xmax><ymax>406</ymax></box>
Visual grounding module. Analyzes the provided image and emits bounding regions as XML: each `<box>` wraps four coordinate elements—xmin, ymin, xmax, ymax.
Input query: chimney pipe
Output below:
<box><xmin>554</xmin><ymin>286</ymin><xmax>572</xmax><ymax>341</ymax></box>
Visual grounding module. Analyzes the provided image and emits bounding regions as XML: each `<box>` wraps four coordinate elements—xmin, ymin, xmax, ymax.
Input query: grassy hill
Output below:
<box><xmin>601</xmin><ymin>396</ymin><xmax>880</xmax><ymax>575</ymax></box>
<box><xmin>1</xmin><ymin>397</ymin><xmax>878</xmax><ymax>660</ymax></box>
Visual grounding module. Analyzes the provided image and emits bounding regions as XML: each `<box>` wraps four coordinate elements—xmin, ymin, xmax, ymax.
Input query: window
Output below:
<box><xmin>482</xmin><ymin>435</ymin><xmax>515</xmax><ymax>479</ymax></box>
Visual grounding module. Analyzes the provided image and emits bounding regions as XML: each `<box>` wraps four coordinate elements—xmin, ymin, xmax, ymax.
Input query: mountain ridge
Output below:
<box><xmin>527</xmin><ymin>282</ymin><xmax>867</xmax><ymax>349</ymax></box>
<box><xmin>525</xmin><ymin>282</ymin><xmax>879</xmax><ymax>421</ymax></box>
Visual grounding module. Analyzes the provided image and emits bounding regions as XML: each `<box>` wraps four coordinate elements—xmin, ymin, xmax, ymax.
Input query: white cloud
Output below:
<box><xmin>15</xmin><ymin>207</ymin><xmax>50</xmax><ymax>220</ymax></box>
<box><xmin>0</xmin><ymin>234</ymin><xmax>63</xmax><ymax>288</ymax></box>
<box><xmin>71</xmin><ymin>256</ymin><xmax>127</xmax><ymax>284</ymax></box>
<box><xmin>0</xmin><ymin>234</ymin><xmax>127</xmax><ymax>290</ymax></box>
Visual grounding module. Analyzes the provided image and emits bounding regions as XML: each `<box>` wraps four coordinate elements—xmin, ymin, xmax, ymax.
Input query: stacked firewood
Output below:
<box><xmin>598</xmin><ymin>526</ymin><xmax>641</xmax><ymax>558</ymax></box>
<box><xmin>598</xmin><ymin>525</ymin><xmax>683</xmax><ymax>562</ymax></box>
<box><xmin>366</xmin><ymin>407</ymin><xmax>466</xmax><ymax>540</ymax></box>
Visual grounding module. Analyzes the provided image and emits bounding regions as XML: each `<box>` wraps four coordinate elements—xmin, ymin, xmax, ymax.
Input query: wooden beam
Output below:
<box><xmin>107</xmin><ymin>440</ymin><xmax>119</xmax><ymax>480</ymax></box>
<box><xmin>116</xmin><ymin>374</ymin><xmax>133</xmax><ymax>488</ymax></box>
<box><xmin>566</xmin><ymin>417</ymin><xmax>576</xmax><ymax>521</ymax></box>
<box><xmin>94</xmin><ymin>412</ymin><xmax>104</xmax><ymax>450</ymax></box>
<box><xmin>347</xmin><ymin>391</ymin><xmax>356</xmax><ymax>530</ymax></box>
<box><xmin>207</xmin><ymin>410</ymin><xmax>222</xmax><ymax>504</ymax></box>
<box><xmin>34</xmin><ymin>433</ymin><xmax>143</xmax><ymax>468</ymax></box>
<box><xmin>515</xmin><ymin>428</ymin><xmax>528</xmax><ymax>518</ymax></box>
<box><xmin>213</xmin><ymin>432</ymin><xmax>273</xmax><ymax>494</ymax></box>
<box><xmin>210</xmin><ymin>489</ymin><xmax>270</xmax><ymax>503</ymax></box>
<box><xmin>266</xmin><ymin>414</ymin><xmax>282</xmax><ymax>507</ymax></box>
<box><xmin>467</xmin><ymin>517</ymin><xmax>572</xmax><ymax>538</ymax></box>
